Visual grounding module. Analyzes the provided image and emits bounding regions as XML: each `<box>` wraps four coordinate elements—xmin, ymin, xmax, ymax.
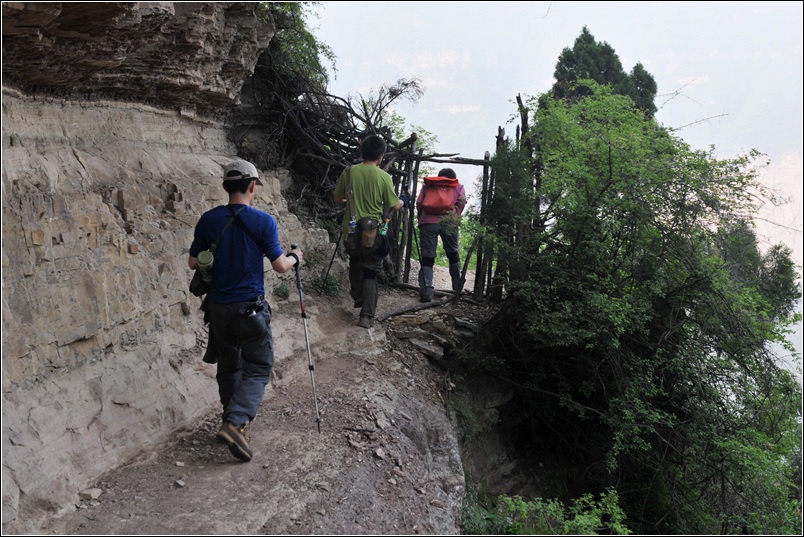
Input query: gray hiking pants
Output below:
<box><xmin>206</xmin><ymin>297</ymin><xmax>273</xmax><ymax>426</ymax></box>
<box><xmin>418</xmin><ymin>223</ymin><xmax>462</xmax><ymax>292</ymax></box>
<box><xmin>419</xmin><ymin>223</ymin><xmax>460</xmax><ymax>260</ymax></box>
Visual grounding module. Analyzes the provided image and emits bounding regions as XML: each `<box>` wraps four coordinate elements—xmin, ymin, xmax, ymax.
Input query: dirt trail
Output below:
<box><xmin>35</xmin><ymin>267</ymin><xmax>481</xmax><ymax>535</ymax></box>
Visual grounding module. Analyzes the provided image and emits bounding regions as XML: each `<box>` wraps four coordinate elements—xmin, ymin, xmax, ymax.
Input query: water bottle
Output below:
<box><xmin>348</xmin><ymin>217</ymin><xmax>357</xmax><ymax>235</ymax></box>
<box><xmin>197</xmin><ymin>249</ymin><xmax>214</xmax><ymax>283</ymax></box>
<box><xmin>379</xmin><ymin>220</ymin><xmax>388</xmax><ymax>236</ymax></box>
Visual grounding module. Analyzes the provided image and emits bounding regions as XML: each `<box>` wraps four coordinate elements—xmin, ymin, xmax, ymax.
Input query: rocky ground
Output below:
<box><xmin>31</xmin><ymin>266</ymin><xmax>500</xmax><ymax>535</ymax></box>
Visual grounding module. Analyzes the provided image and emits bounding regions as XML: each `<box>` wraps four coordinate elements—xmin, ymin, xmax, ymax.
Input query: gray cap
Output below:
<box><xmin>223</xmin><ymin>159</ymin><xmax>263</xmax><ymax>185</ymax></box>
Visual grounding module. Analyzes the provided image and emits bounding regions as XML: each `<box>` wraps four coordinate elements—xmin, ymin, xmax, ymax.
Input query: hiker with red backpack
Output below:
<box><xmin>415</xmin><ymin>168</ymin><xmax>467</xmax><ymax>302</ymax></box>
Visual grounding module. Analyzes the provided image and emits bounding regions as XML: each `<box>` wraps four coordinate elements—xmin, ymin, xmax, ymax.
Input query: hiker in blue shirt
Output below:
<box><xmin>189</xmin><ymin>159</ymin><xmax>303</xmax><ymax>462</ymax></box>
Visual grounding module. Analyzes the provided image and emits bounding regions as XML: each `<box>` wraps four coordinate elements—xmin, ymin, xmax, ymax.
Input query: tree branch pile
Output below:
<box><xmin>227</xmin><ymin>45</ymin><xmax>482</xmax><ymax>226</ymax></box>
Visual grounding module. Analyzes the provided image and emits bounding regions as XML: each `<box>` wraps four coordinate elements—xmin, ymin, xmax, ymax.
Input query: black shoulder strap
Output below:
<box><xmin>345</xmin><ymin>166</ymin><xmax>357</xmax><ymax>221</ymax></box>
<box><xmin>210</xmin><ymin>213</ymin><xmax>238</xmax><ymax>253</ymax></box>
<box><xmin>226</xmin><ymin>205</ymin><xmax>261</xmax><ymax>246</ymax></box>
<box><xmin>345</xmin><ymin>165</ymin><xmax>389</xmax><ymax>221</ymax></box>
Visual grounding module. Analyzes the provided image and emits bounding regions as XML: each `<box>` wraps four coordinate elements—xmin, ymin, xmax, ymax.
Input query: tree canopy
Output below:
<box><xmin>469</xmin><ymin>81</ymin><xmax>801</xmax><ymax>534</ymax></box>
<box><xmin>550</xmin><ymin>26</ymin><xmax>658</xmax><ymax>118</ymax></box>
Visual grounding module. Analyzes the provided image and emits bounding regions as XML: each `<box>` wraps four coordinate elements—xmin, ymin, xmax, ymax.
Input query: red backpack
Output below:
<box><xmin>420</xmin><ymin>176</ymin><xmax>459</xmax><ymax>215</ymax></box>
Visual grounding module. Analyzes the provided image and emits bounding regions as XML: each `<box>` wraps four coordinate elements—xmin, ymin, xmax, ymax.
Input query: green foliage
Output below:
<box><xmin>273</xmin><ymin>282</ymin><xmax>291</xmax><ymax>300</ymax></box>
<box><xmin>258</xmin><ymin>2</ymin><xmax>335</xmax><ymax>89</ymax></box>
<box><xmin>384</xmin><ymin>109</ymin><xmax>440</xmax><ymax>177</ymax></box>
<box><xmin>461</xmin><ymin>478</ymin><xmax>514</xmax><ymax>535</ymax></box>
<box><xmin>438</xmin><ymin>211</ymin><xmax>461</xmax><ymax>237</ymax></box>
<box><xmin>314</xmin><ymin>274</ymin><xmax>340</xmax><ymax>297</ymax></box>
<box><xmin>626</xmin><ymin>62</ymin><xmax>658</xmax><ymax>118</ymax></box>
<box><xmin>462</xmin><ymin>477</ymin><xmax>632</xmax><ymax>535</ymax></box>
<box><xmin>385</xmin><ymin>110</ymin><xmax>438</xmax><ymax>151</ymax></box>
<box><xmin>550</xmin><ymin>26</ymin><xmax>657</xmax><ymax>117</ymax></box>
<box><xmin>449</xmin><ymin>400</ymin><xmax>477</xmax><ymax>443</ymax></box>
<box><xmin>448</xmin><ymin>391</ymin><xmax>495</xmax><ymax>445</ymax></box>
<box><xmin>474</xmin><ymin>81</ymin><xmax>802</xmax><ymax>534</ymax></box>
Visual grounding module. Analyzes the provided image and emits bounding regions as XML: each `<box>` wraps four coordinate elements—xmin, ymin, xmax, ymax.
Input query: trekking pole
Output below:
<box><xmin>288</xmin><ymin>243</ymin><xmax>322</xmax><ymax>433</ymax></box>
<box><xmin>413</xmin><ymin>224</ymin><xmax>421</xmax><ymax>260</ymax></box>
<box><xmin>319</xmin><ymin>227</ymin><xmax>343</xmax><ymax>295</ymax></box>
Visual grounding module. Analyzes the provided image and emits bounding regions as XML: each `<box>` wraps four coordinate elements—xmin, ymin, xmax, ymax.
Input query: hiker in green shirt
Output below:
<box><xmin>333</xmin><ymin>134</ymin><xmax>403</xmax><ymax>328</ymax></box>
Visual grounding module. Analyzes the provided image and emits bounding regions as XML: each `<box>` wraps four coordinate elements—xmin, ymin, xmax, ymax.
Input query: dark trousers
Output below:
<box><xmin>206</xmin><ymin>298</ymin><xmax>273</xmax><ymax>426</ymax></box>
<box><xmin>419</xmin><ymin>222</ymin><xmax>459</xmax><ymax>259</ymax></box>
<box><xmin>347</xmin><ymin>232</ymin><xmax>384</xmax><ymax>319</ymax></box>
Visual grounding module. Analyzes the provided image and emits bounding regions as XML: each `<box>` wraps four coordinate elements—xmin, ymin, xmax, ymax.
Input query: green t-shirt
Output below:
<box><xmin>333</xmin><ymin>164</ymin><xmax>398</xmax><ymax>235</ymax></box>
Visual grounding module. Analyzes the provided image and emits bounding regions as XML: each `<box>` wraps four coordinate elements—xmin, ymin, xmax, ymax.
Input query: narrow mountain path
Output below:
<box><xmin>36</xmin><ymin>271</ymin><xmax>479</xmax><ymax>535</ymax></box>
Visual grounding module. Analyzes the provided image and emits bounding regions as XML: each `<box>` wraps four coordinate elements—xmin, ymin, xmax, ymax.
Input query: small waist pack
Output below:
<box><xmin>189</xmin><ymin>268</ymin><xmax>210</xmax><ymax>297</ymax></box>
<box><xmin>357</xmin><ymin>217</ymin><xmax>381</xmax><ymax>248</ymax></box>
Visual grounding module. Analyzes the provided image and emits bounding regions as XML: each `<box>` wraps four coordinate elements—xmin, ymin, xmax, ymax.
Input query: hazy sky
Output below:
<box><xmin>313</xmin><ymin>1</ymin><xmax>803</xmax><ymax>359</ymax></box>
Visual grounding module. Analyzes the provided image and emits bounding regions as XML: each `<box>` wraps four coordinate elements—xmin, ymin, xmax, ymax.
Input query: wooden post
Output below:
<box><xmin>393</xmin><ymin>139</ymin><xmax>417</xmax><ymax>283</ymax></box>
<box><xmin>403</xmin><ymin>148</ymin><xmax>423</xmax><ymax>284</ymax></box>
<box><xmin>473</xmin><ymin>151</ymin><xmax>491</xmax><ymax>299</ymax></box>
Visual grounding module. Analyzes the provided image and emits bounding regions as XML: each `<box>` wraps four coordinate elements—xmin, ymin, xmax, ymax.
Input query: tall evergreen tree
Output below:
<box><xmin>625</xmin><ymin>62</ymin><xmax>658</xmax><ymax>118</ymax></box>
<box><xmin>550</xmin><ymin>26</ymin><xmax>658</xmax><ymax>118</ymax></box>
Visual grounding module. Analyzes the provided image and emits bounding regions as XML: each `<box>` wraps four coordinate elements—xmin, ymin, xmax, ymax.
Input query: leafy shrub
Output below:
<box><xmin>438</xmin><ymin>211</ymin><xmax>462</xmax><ymax>237</ymax></box>
<box><xmin>315</xmin><ymin>274</ymin><xmax>340</xmax><ymax>297</ymax></box>
<box><xmin>273</xmin><ymin>282</ymin><xmax>291</xmax><ymax>300</ymax></box>
<box><xmin>461</xmin><ymin>478</ymin><xmax>631</xmax><ymax>535</ymax></box>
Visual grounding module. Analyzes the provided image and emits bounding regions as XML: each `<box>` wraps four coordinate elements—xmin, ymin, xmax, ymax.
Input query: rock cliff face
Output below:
<box><xmin>2</xmin><ymin>2</ymin><xmax>269</xmax><ymax>117</ymax></box>
<box><xmin>0</xmin><ymin>2</ymin><xmax>328</xmax><ymax>528</ymax></box>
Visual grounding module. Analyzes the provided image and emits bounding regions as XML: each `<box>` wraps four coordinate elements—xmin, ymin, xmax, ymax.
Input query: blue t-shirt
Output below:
<box><xmin>190</xmin><ymin>204</ymin><xmax>283</xmax><ymax>303</ymax></box>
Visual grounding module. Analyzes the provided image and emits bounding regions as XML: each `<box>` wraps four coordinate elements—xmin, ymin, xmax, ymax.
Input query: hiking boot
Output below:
<box><xmin>217</xmin><ymin>421</ymin><xmax>253</xmax><ymax>462</ymax></box>
<box><xmin>419</xmin><ymin>265</ymin><xmax>434</xmax><ymax>302</ymax></box>
<box><xmin>449</xmin><ymin>261</ymin><xmax>462</xmax><ymax>292</ymax></box>
<box><xmin>358</xmin><ymin>315</ymin><xmax>373</xmax><ymax>329</ymax></box>
<box><xmin>240</xmin><ymin>421</ymin><xmax>252</xmax><ymax>443</ymax></box>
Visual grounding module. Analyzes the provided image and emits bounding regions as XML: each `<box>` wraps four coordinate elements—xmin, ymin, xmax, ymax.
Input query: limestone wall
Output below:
<box><xmin>0</xmin><ymin>2</ymin><xmax>339</xmax><ymax>526</ymax></box>
<box><xmin>0</xmin><ymin>93</ymin><xmax>326</xmax><ymax>525</ymax></box>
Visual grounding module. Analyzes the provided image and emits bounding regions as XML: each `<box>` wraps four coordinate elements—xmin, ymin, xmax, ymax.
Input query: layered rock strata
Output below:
<box><xmin>0</xmin><ymin>2</ymin><xmax>329</xmax><ymax>529</ymax></box>
<box><xmin>2</xmin><ymin>2</ymin><xmax>271</xmax><ymax>117</ymax></box>
<box><xmin>0</xmin><ymin>89</ymin><xmax>326</xmax><ymax>530</ymax></box>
